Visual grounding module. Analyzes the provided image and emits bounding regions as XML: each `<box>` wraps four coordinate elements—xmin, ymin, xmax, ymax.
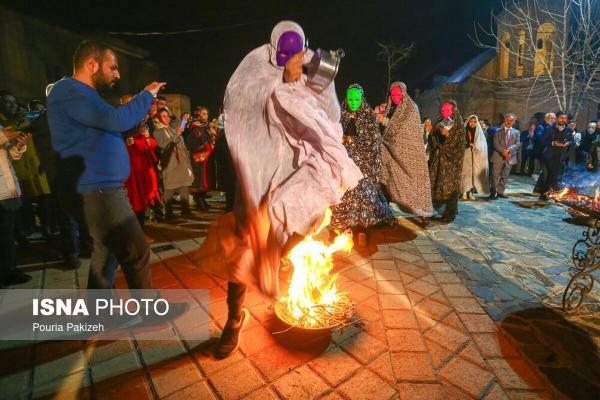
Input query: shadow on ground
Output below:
<box><xmin>500</xmin><ymin>307</ymin><xmax>600</xmax><ymax>399</ymax></box>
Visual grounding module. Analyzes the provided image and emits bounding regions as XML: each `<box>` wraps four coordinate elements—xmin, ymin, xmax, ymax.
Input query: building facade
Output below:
<box><xmin>0</xmin><ymin>5</ymin><xmax>160</xmax><ymax>103</ymax></box>
<box><xmin>416</xmin><ymin>5</ymin><xmax>598</xmax><ymax>127</ymax></box>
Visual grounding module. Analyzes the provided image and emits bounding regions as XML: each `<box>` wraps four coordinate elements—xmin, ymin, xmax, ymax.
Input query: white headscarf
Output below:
<box><xmin>269</xmin><ymin>20</ymin><xmax>306</xmax><ymax>67</ymax></box>
<box><xmin>461</xmin><ymin>114</ymin><xmax>489</xmax><ymax>194</ymax></box>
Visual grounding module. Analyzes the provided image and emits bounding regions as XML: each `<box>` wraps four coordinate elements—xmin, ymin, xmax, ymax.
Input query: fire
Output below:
<box><xmin>549</xmin><ymin>186</ymin><xmax>600</xmax><ymax>214</ymax></box>
<box><xmin>276</xmin><ymin>209</ymin><xmax>354</xmax><ymax>329</ymax></box>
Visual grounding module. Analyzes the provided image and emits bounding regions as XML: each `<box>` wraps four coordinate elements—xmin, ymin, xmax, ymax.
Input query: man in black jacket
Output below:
<box><xmin>536</xmin><ymin>111</ymin><xmax>573</xmax><ymax>199</ymax></box>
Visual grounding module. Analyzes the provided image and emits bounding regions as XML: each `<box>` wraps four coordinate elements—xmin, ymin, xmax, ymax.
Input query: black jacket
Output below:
<box><xmin>541</xmin><ymin>125</ymin><xmax>573</xmax><ymax>162</ymax></box>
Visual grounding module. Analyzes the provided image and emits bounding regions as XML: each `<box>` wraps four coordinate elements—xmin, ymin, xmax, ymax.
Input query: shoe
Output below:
<box><xmin>17</xmin><ymin>236</ymin><xmax>31</xmax><ymax>249</ymax></box>
<box><xmin>497</xmin><ymin>194</ymin><xmax>509</xmax><ymax>199</ymax></box>
<box><xmin>64</xmin><ymin>255</ymin><xmax>81</xmax><ymax>270</ymax></box>
<box><xmin>467</xmin><ymin>192</ymin><xmax>474</xmax><ymax>200</ymax></box>
<box><xmin>5</xmin><ymin>270</ymin><xmax>32</xmax><ymax>285</ymax></box>
<box><xmin>214</xmin><ymin>308</ymin><xmax>249</xmax><ymax>359</ymax></box>
<box><xmin>195</xmin><ymin>200</ymin><xmax>208</xmax><ymax>211</ymax></box>
<box><xmin>461</xmin><ymin>193</ymin><xmax>468</xmax><ymax>200</ymax></box>
<box><xmin>488</xmin><ymin>193</ymin><xmax>497</xmax><ymax>200</ymax></box>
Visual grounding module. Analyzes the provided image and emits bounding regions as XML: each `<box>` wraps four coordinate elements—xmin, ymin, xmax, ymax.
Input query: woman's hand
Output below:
<box><xmin>15</xmin><ymin>133</ymin><xmax>31</xmax><ymax>150</ymax></box>
<box><xmin>283</xmin><ymin>51</ymin><xmax>304</xmax><ymax>83</ymax></box>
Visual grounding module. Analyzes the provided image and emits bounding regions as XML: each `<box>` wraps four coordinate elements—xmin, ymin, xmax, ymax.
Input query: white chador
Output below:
<box><xmin>190</xmin><ymin>21</ymin><xmax>362</xmax><ymax>297</ymax></box>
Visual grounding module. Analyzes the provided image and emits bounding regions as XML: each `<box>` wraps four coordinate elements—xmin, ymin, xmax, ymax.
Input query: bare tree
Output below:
<box><xmin>472</xmin><ymin>0</ymin><xmax>600</xmax><ymax>118</ymax></box>
<box><xmin>376</xmin><ymin>42</ymin><xmax>414</xmax><ymax>94</ymax></box>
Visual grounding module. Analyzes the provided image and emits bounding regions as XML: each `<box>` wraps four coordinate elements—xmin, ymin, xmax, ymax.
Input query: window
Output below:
<box><xmin>499</xmin><ymin>32</ymin><xmax>510</xmax><ymax>79</ymax></box>
<box><xmin>534</xmin><ymin>23</ymin><xmax>555</xmax><ymax>75</ymax></box>
<box><xmin>517</xmin><ymin>30</ymin><xmax>525</xmax><ymax>77</ymax></box>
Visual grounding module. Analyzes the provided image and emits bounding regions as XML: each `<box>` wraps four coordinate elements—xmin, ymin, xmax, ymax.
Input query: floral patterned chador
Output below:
<box><xmin>331</xmin><ymin>86</ymin><xmax>396</xmax><ymax>231</ymax></box>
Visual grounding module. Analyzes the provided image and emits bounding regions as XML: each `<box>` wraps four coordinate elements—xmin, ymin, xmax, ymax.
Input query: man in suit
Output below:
<box><xmin>519</xmin><ymin>122</ymin><xmax>536</xmax><ymax>175</ymax></box>
<box><xmin>490</xmin><ymin>113</ymin><xmax>520</xmax><ymax>199</ymax></box>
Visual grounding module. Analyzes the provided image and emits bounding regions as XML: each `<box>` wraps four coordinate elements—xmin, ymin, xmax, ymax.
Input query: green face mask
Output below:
<box><xmin>346</xmin><ymin>88</ymin><xmax>362</xmax><ymax>112</ymax></box>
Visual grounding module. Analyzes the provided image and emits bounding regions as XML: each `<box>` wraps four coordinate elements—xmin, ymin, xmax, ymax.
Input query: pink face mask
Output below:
<box><xmin>441</xmin><ymin>102</ymin><xmax>453</xmax><ymax>119</ymax></box>
<box><xmin>390</xmin><ymin>86</ymin><xmax>404</xmax><ymax>105</ymax></box>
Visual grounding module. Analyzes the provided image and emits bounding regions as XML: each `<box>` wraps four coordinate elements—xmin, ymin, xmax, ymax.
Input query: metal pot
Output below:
<box><xmin>304</xmin><ymin>48</ymin><xmax>345</xmax><ymax>92</ymax></box>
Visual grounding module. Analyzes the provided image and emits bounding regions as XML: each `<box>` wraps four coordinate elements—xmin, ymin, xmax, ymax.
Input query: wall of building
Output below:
<box><xmin>0</xmin><ymin>5</ymin><xmax>159</xmax><ymax>102</ymax></box>
<box><xmin>162</xmin><ymin>94</ymin><xmax>191</xmax><ymax>119</ymax></box>
<box><xmin>417</xmin><ymin>56</ymin><xmax>597</xmax><ymax>129</ymax></box>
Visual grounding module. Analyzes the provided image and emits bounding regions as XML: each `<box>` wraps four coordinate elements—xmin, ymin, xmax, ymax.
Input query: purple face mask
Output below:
<box><xmin>276</xmin><ymin>31</ymin><xmax>304</xmax><ymax>67</ymax></box>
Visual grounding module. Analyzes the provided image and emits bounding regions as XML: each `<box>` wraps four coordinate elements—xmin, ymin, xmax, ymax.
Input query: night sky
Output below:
<box><xmin>3</xmin><ymin>0</ymin><xmax>502</xmax><ymax>113</ymax></box>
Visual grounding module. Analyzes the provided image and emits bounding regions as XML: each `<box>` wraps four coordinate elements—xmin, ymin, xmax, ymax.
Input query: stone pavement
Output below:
<box><xmin>420</xmin><ymin>175</ymin><xmax>599</xmax><ymax>399</ymax></box>
<box><xmin>0</xmin><ymin>194</ymin><xmax>594</xmax><ymax>399</ymax></box>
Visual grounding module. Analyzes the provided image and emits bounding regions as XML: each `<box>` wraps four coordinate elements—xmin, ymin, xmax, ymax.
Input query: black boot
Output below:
<box><xmin>195</xmin><ymin>194</ymin><xmax>209</xmax><ymax>211</ymax></box>
<box><xmin>181</xmin><ymin>202</ymin><xmax>192</xmax><ymax>217</ymax></box>
<box><xmin>215</xmin><ymin>283</ymin><xmax>248</xmax><ymax>359</ymax></box>
<box><xmin>165</xmin><ymin>202</ymin><xmax>174</xmax><ymax>219</ymax></box>
<box><xmin>4</xmin><ymin>270</ymin><xmax>32</xmax><ymax>286</ymax></box>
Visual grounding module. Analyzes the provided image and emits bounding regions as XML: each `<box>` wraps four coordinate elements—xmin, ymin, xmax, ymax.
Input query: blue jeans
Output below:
<box><xmin>82</xmin><ymin>187</ymin><xmax>152</xmax><ymax>289</ymax></box>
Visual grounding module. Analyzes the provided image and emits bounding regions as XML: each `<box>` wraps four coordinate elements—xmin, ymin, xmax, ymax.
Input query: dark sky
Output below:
<box><xmin>4</xmin><ymin>0</ymin><xmax>502</xmax><ymax>112</ymax></box>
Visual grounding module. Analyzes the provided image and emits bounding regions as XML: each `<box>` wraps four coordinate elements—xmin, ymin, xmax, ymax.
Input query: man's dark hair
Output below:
<box><xmin>194</xmin><ymin>106</ymin><xmax>208</xmax><ymax>114</ymax></box>
<box><xmin>556</xmin><ymin>110</ymin><xmax>567</xmax><ymax>118</ymax></box>
<box><xmin>73</xmin><ymin>40</ymin><xmax>111</xmax><ymax>71</ymax></box>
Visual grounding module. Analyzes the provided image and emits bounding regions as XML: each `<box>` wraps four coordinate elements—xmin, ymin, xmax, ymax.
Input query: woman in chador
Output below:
<box><xmin>461</xmin><ymin>115</ymin><xmax>489</xmax><ymax>199</ymax></box>
<box><xmin>428</xmin><ymin>99</ymin><xmax>466</xmax><ymax>222</ymax></box>
<box><xmin>375</xmin><ymin>82</ymin><xmax>432</xmax><ymax>217</ymax></box>
<box><xmin>331</xmin><ymin>84</ymin><xmax>396</xmax><ymax>247</ymax></box>
<box><xmin>189</xmin><ymin>21</ymin><xmax>362</xmax><ymax>359</ymax></box>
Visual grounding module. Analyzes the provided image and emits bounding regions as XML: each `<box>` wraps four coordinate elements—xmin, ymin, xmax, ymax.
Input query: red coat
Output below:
<box><xmin>125</xmin><ymin>133</ymin><xmax>160</xmax><ymax>212</ymax></box>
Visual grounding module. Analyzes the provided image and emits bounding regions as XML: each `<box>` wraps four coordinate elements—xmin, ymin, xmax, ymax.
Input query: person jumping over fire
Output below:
<box><xmin>191</xmin><ymin>21</ymin><xmax>362</xmax><ymax>359</ymax></box>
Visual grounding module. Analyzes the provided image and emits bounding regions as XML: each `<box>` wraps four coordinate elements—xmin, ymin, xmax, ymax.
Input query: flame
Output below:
<box><xmin>549</xmin><ymin>186</ymin><xmax>600</xmax><ymax>214</ymax></box>
<box><xmin>278</xmin><ymin>209</ymin><xmax>354</xmax><ymax>328</ymax></box>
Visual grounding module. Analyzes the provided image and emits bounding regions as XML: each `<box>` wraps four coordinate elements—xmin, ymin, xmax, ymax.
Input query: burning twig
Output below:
<box><xmin>275</xmin><ymin>212</ymin><xmax>355</xmax><ymax>330</ymax></box>
<box><xmin>548</xmin><ymin>187</ymin><xmax>600</xmax><ymax>216</ymax></box>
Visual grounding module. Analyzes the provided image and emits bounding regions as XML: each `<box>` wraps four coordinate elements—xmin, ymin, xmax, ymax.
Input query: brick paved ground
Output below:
<box><xmin>0</xmin><ymin>193</ymin><xmax>596</xmax><ymax>399</ymax></box>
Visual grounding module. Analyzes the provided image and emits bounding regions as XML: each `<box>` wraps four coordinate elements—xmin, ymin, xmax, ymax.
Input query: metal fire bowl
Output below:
<box><xmin>274</xmin><ymin>301</ymin><xmax>351</xmax><ymax>334</ymax></box>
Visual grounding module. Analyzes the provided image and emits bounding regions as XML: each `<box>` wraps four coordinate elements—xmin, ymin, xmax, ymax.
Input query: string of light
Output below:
<box><xmin>100</xmin><ymin>19</ymin><xmax>270</xmax><ymax>36</ymax></box>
